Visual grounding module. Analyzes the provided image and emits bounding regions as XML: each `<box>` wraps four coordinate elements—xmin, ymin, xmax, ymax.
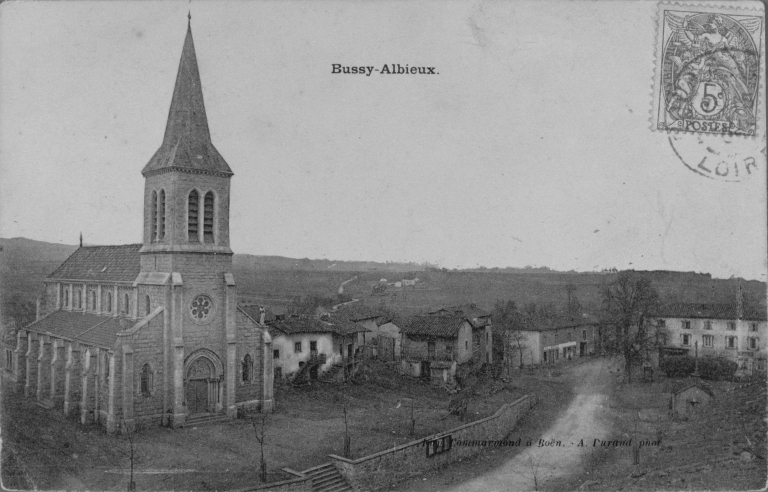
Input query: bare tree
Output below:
<box><xmin>565</xmin><ymin>282</ymin><xmax>577</xmax><ymax>314</ymax></box>
<box><xmin>118</xmin><ymin>420</ymin><xmax>138</xmax><ymax>491</ymax></box>
<box><xmin>340</xmin><ymin>388</ymin><xmax>352</xmax><ymax>458</ymax></box>
<box><xmin>248</xmin><ymin>411</ymin><xmax>269</xmax><ymax>482</ymax></box>
<box><xmin>601</xmin><ymin>272</ymin><xmax>663</xmax><ymax>382</ymax></box>
<box><xmin>508</xmin><ymin>330</ymin><xmax>529</xmax><ymax>369</ymax></box>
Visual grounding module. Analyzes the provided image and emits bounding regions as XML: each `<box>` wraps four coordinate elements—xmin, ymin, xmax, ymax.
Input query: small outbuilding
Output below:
<box><xmin>670</xmin><ymin>381</ymin><xmax>714</xmax><ymax>420</ymax></box>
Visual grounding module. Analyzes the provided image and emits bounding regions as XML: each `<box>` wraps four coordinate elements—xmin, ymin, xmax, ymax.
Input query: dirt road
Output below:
<box><xmin>442</xmin><ymin>359</ymin><xmax>615</xmax><ymax>492</ymax></box>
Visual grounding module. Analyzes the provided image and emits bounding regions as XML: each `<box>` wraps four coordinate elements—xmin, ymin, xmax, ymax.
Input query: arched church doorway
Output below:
<box><xmin>184</xmin><ymin>349</ymin><xmax>224</xmax><ymax>416</ymax></box>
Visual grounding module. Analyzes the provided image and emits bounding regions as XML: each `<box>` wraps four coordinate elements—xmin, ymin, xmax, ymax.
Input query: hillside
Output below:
<box><xmin>1</xmin><ymin>237</ymin><xmax>765</xmax><ymax>319</ymax></box>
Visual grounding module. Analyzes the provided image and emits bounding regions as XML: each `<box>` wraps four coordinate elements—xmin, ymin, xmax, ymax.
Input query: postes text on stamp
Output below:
<box><xmin>653</xmin><ymin>3</ymin><xmax>765</xmax><ymax>136</ymax></box>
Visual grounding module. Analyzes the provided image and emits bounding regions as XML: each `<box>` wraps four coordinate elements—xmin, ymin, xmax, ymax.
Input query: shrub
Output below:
<box><xmin>659</xmin><ymin>355</ymin><xmax>695</xmax><ymax>377</ymax></box>
<box><xmin>699</xmin><ymin>356</ymin><xmax>737</xmax><ymax>381</ymax></box>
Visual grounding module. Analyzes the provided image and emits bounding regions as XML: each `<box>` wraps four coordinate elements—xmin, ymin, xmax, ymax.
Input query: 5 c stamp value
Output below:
<box><xmin>653</xmin><ymin>3</ymin><xmax>765</xmax><ymax>136</ymax></box>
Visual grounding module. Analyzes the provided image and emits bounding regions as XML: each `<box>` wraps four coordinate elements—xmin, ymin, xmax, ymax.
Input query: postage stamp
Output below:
<box><xmin>652</xmin><ymin>2</ymin><xmax>765</xmax><ymax>136</ymax></box>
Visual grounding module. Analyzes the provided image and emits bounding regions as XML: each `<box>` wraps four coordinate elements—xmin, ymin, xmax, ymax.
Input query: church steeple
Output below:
<box><xmin>140</xmin><ymin>19</ymin><xmax>233</xmax><ymax>255</ymax></box>
<box><xmin>142</xmin><ymin>20</ymin><xmax>232</xmax><ymax>177</ymax></box>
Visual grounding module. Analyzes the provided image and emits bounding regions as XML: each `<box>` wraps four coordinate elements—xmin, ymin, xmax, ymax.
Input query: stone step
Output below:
<box><xmin>35</xmin><ymin>399</ymin><xmax>55</xmax><ymax>410</ymax></box>
<box><xmin>185</xmin><ymin>414</ymin><xmax>230</xmax><ymax>427</ymax></box>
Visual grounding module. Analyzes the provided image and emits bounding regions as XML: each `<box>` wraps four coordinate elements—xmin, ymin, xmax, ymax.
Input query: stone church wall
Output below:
<box><xmin>129</xmin><ymin>315</ymin><xmax>166</xmax><ymax>423</ymax></box>
<box><xmin>235</xmin><ymin>309</ymin><xmax>265</xmax><ymax>405</ymax></box>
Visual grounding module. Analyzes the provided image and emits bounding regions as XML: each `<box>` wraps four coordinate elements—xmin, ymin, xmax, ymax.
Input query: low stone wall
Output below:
<box><xmin>329</xmin><ymin>394</ymin><xmax>537</xmax><ymax>491</ymax></box>
<box><xmin>229</xmin><ymin>469</ymin><xmax>312</xmax><ymax>492</ymax></box>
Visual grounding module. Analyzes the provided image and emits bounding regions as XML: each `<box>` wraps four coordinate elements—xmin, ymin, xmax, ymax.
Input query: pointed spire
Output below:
<box><xmin>142</xmin><ymin>19</ymin><xmax>232</xmax><ymax>176</ymax></box>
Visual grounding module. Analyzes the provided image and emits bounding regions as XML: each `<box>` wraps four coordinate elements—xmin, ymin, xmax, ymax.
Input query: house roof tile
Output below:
<box><xmin>47</xmin><ymin>245</ymin><xmax>142</xmax><ymax>283</ymax></box>
<box><xmin>401</xmin><ymin>315</ymin><xmax>465</xmax><ymax>338</ymax></box>
<box><xmin>653</xmin><ymin>303</ymin><xmax>766</xmax><ymax>322</ymax></box>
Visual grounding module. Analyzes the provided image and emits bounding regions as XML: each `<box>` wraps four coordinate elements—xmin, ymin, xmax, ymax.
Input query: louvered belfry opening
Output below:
<box><xmin>203</xmin><ymin>192</ymin><xmax>214</xmax><ymax>243</ymax></box>
<box><xmin>188</xmin><ymin>190</ymin><xmax>200</xmax><ymax>242</ymax></box>
<box><xmin>159</xmin><ymin>189</ymin><xmax>166</xmax><ymax>240</ymax></box>
<box><xmin>151</xmin><ymin>190</ymin><xmax>158</xmax><ymax>241</ymax></box>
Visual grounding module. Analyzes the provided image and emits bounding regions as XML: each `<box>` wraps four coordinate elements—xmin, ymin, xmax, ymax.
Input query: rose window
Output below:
<box><xmin>190</xmin><ymin>295</ymin><xmax>213</xmax><ymax>321</ymax></box>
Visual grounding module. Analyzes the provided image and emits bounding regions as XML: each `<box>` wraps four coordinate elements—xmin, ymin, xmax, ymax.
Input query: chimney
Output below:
<box><xmin>259</xmin><ymin>306</ymin><xmax>266</xmax><ymax>325</ymax></box>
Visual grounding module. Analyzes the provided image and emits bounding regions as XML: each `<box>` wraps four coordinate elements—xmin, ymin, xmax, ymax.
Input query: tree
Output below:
<box><xmin>340</xmin><ymin>386</ymin><xmax>352</xmax><ymax>458</ymax></box>
<box><xmin>600</xmin><ymin>272</ymin><xmax>665</xmax><ymax>382</ymax></box>
<box><xmin>564</xmin><ymin>282</ymin><xmax>578</xmax><ymax>314</ymax></box>
<box><xmin>248</xmin><ymin>411</ymin><xmax>269</xmax><ymax>482</ymax></box>
<box><xmin>2</xmin><ymin>294</ymin><xmax>36</xmax><ymax>332</ymax></box>
<box><xmin>508</xmin><ymin>329</ymin><xmax>529</xmax><ymax>369</ymax></box>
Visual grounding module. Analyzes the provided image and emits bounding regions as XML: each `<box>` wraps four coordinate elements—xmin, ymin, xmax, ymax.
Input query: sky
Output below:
<box><xmin>0</xmin><ymin>1</ymin><xmax>766</xmax><ymax>280</ymax></box>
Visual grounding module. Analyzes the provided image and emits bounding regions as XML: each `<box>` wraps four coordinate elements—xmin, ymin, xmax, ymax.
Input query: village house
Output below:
<box><xmin>428</xmin><ymin>304</ymin><xmax>493</xmax><ymax>364</ymax></box>
<box><xmin>4</xmin><ymin>18</ymin><xmax>274</xmax><ymax>433</ymax></box>
<box><xmin>399</xmin><ymin>311</ymin><xmax>493</xmax><ymax>384</ymax></box>
<box><xmin>264</xmin><ymin>313</ymin><xmax>367</xmax><ymax>383</ymax></box>
<box><xmin>510</xmin><ymin>314</ymin><xmax>600</xmax><ymax>367</ymax></box>
<box><xmin>651</xmin><ymin>301</ymin><xmax>767</xmax><ymax>374</ymax></box>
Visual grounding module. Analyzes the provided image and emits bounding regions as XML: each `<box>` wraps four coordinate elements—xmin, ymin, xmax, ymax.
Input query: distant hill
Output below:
<box><xmin>2</xmin><ymin>237</ymin><xmax>765</xmax><ymax>318</ymax></box>
<box><xmin>232</xmin><ymin>254</ymin><xmax>425</xmax><ymax>273</ymax></box>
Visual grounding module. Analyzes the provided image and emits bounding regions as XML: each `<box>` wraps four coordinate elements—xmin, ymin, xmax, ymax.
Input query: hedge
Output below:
<box><xmin>660</xmin><ymin>355</ymin><xmax>737</xmax><ymax>380</ymax></box>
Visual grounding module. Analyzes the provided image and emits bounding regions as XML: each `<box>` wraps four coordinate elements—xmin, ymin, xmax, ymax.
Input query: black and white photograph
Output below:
<box><xmin>0</xmin><ymin>1</ymin><xmax>766</xmax><ymax>491</ymax></box>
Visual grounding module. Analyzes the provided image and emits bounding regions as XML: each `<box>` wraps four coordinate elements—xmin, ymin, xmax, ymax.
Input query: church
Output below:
<box><xmin>7</xmin><ymin>18</ymin><xmax>274</xmax><ymax>433</ymax></box>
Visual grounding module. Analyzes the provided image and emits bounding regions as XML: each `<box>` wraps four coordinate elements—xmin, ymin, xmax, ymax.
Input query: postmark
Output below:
<box><xmin>668</xmin><ymin>132</ymin><xmax>765</xmax><ymax>181</ymax></box>
<box><xmin>652</xmin><ymin>3</ymin><xmax>765</xmax><ymax>137</ymax></box>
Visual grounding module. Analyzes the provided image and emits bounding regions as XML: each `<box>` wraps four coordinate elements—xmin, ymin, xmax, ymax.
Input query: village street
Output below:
<box><xmin>398</xmin><ymin>358</ymin><xmax>617</xmax><ymax>492</ymax></box>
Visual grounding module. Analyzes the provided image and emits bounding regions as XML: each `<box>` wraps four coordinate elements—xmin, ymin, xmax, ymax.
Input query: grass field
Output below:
<box><xmin>1</xmin><ymin>360</ymin><xmax>555</xmax><ymax>491</ymax></box>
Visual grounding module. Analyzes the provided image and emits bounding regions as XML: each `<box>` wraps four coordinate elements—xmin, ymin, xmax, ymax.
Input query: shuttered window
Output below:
<box><xmin>151</xmin><ymin>190</ymin><xmax>158</xmax><ymax>241</ymax></box>
<box><xmin>158</xmin><ymin>190</ymin><xmax>166</xmax><ymax>240</ymax></box>
<box><xmin>188</xmin><ymin>190</ymin><xmax>199</xmax><ymax>242</ymax></box>
<box><xmin>203</xmin><ymin>192</ymin><xmax>214</xmax><ymax>243</ymax></box>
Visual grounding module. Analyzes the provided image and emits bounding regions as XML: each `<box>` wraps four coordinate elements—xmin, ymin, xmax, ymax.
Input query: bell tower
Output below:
<box><xmin>138</xmin><ymin>16</ymin><xmax>241</xmax><ymax>426</ymax></box>
<box><xmin>140</xmin><ymin>16</ymin><xmax>233</xmax><ymax>261</ymax></box>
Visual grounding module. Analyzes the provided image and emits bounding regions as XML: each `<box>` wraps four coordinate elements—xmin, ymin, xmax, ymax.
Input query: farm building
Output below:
<box><xmin>400</xmin><ymin>312</ymin><xmax>493</xmax><ymax>384</ymax></box>
<box><xmin>4</xmin><ymin>20</ymin><xmax>274</xmax><ymax>433</ymax></box>
<box><xmin>651</xmin><ymin>300</ymin><xmax>767</xmax><ymax>375</ymax></box>
<box><xmin>266</xmin><ymin>314</ymin><xmax>367</xmax><ymax>383</ymax></box>
<box><xmin>509</xmin><ymin>314</ymin><xmax>600</xmax><ymax>367</ymax></box>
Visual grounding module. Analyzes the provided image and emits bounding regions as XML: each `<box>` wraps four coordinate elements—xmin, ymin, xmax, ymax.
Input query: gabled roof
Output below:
<box><xmin>523</xmin><ymin>314</ymin><xmax>601</xmax><ymax>332</ymax></box>
<box><xmin>24</xmin><ymin>310</ymin><xmax>126</xmax><ymax>349</ymax></box>
<box><xmin>672</xmin><ymin>381</ymin><xmax>715</xmax><ymax>398</ymax></box>
<box><xmin>332</xmin><ymin>303</ymin><xmax>383</xmax><ymax>323</ymax></box>
<box><xmin>428</xmin><ymin>304</ymin><xmax>491</xmax><ymax>328</ymax></box>
<box><xmin>653</xmin><ymin>303</ymin><xmax>767</xmax><ymax>322</ymax></box>
<box><xmin>267</xmin><ymin>314</ymin><xmax>368</xmax><ymax>337</ymax></box>
<box><xmin>47</xmin><ymin>245</ymin><xmax>142</xmax><ymax>283</ymax></box>
<box><xmin>401</xmin><ymin>315</ymin><xmax>466</xmax><ymax>338</ymax></box>
<box><xmin>429</xmin><ymin>304</ymin><xmax>490</xmax><ymax>319</ymax></box>
<box><xmin>142</xmin><ymin>20</ymin><xmax>232</xmax><ymax>177</ymax></box>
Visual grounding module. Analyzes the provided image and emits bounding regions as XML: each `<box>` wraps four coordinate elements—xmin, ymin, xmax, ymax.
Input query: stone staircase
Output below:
<box><xmin>185</xmin><ymin>413</ymin><xmax>230</xmax><ymax>427</ymax></box>
<box><xmin>319</xmin><ymin>364</ymin><xmax>344</xmax><ymax>383</ymax></box>
<box><xmin>292</xmin><ymin>354</ymin><xmax>328</xmax><ymax>386</ymax></box>
<box><xmin>302</xmin><ymin>463</ymin><xmax>352</xmax><ymax>492</ymax></box>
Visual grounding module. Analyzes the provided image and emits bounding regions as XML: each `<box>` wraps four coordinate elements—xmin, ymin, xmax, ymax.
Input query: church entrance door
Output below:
<box><xmin>186</xmin><ymin>380</ymin><xmax>208</xmax><ymax>414</ymax></box>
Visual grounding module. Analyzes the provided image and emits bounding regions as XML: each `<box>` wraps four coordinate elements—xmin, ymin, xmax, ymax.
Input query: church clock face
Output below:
<box><xmin>190</xmin><ymin>294</ymin><xmax>215</xmax><ymax>324</ymax></box>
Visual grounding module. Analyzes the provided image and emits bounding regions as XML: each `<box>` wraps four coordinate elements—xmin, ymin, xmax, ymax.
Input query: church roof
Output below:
<box><xmin>48</xmin><ymin>244</ymin><xmax>141</xmax><ymax>283</ymax></box>
<box><xmin>142</xmin><ymin>20</ymin><xmax>232</xmax><ymax>177</ymax></box>
<box><xmin>25</xmin><ymin>311</ymin><xmax>126</xmax><ymax>349</ymax></box>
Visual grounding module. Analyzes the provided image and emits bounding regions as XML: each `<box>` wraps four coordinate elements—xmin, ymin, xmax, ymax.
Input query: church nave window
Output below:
<box><xmin>90</xmin><ymin>291</ymin><xmax>97</xmax><ymax>311</ymax></box>
<box><xmin>105</xmin><ymin>292</ymin><xmax>112</xmax><ymax>313</ymax></box>
<box><xmin>242</xmin><ymin>354</ymin><xmax>253</xmax><ymax>382</ymax></box>
<box><xmin>145</xmin><ymin>295</ymin><xmax>151</xmax><ymax>316</ymax></box>
<box><xmin>188</xmin><ymin>190</ymin><xmax>200</xmax><ymax>242</ymax></box>
<box><xmin>158</xmin><ymin>190</ymin><xmax>166</xmax><ymax>240</ymax></box>
<box><xmin>62</xmin><ymin>287</ymin><xmax>69</xmax><ymax>308</ymax></box>
<box><xmin>124</xmin><ymin>293</ymin><xmax>130</xmax><ymax>315</ymax></box>
<box><xmin>203</xmin><ymin>192</ymin><xmax>215</xmax><ymax>243</ymax></box>
<box><xmin>151</xmin><ymin>190</ymin><xmax>158</xmax><ymax>241</ymax></box>
<box><xmin>140</xmin><ymin>363</ymin><xmax>153</xmax><ymax>396</ymax></box>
